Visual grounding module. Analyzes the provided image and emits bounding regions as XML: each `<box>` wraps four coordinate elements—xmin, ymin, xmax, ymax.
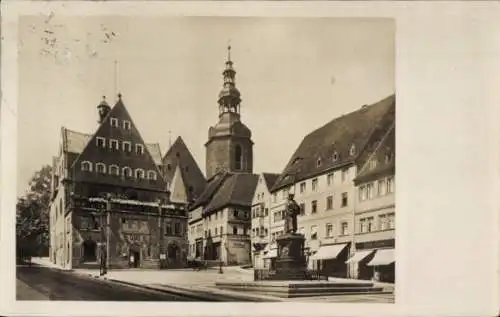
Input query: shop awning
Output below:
<box><xmin>367</xmin><ymin>248</ymin><xmax>395</xmax><ymax>266</ymax></box>
<box><xmin>263</xmin><ymin>249</ymin><xmax>277</xmax><ymax>259</ymax></box>
<box><xmin>310</xmin><ymin>243</ymin><xmax>348</xmax><ymax>260</ymax></box>
<box><xmin>345</xmin><ymin>250</ymin><xmax>374</xmax><ymax>264</ymax></box>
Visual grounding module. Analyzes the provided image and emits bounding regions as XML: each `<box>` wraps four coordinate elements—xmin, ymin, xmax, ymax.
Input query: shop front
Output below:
<box><xmin>310</xmin><ymin>242</ymin><xmax>350</xmax><ymax>278</ymax></box>
<box><xmin>351</xmin><ymin>239</ymin><xmax>395</xmax><ymax>283</ymax></box>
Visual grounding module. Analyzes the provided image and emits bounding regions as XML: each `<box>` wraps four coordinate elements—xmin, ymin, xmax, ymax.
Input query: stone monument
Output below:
<box><xmin>272</xmin><ymin>193</ymin><xmax>308</xmax><ymax>280</ymax></box>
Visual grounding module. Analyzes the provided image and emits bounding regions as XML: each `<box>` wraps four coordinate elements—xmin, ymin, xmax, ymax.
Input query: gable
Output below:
<box><xmin>70</xmin><ymin>97</ymin><xmax>167</xmax><ymax>192</ymax></box>
<box><xmin>162</xmin><ymin>136</ymin><xmax>206</xmax><ymax>201</ymax></box>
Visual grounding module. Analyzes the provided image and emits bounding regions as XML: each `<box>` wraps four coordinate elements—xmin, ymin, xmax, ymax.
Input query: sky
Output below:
<box><xmin>17</xmin><ymin>16</ymin><xmax>395</xmax><ymax>196</ymax></box>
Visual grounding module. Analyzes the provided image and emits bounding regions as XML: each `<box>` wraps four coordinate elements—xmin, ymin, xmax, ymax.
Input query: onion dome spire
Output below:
<box><xmin>218</xmin><ymin>45</ymin><xmax>241</xmax><ymax>116</ymax></box>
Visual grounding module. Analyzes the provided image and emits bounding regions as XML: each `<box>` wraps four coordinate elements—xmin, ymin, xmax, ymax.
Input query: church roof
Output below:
<box><xmin>162</xmin><ymin>136</ymin><xmax>206</xmax><ymax>201</ymax></box>
<box><xmin>271</xmin><ymin>94</ymin><xmax>395</xmax><ymax>191</ymax></box>
<box><xmin>60</xmin><ymin>127</ymin><xmax>163</xmax><ymax>165</ymax></box>
<box><xmin>262</xmin><ymin>173</ymin><xmax>280</xmax><ymax>190</ymax></box>
<box><xmin>203</xmin><ymin>172</ymin><xmax>258</xmax><ymax>214</ymax></box>
<box><xmin>169</xmin><ymin>164</ymin><xmax>188</xmax><ymax>204</ymax></box>
<box><xmin>189</xmin><ymin>171</ymin><xmax>258</xmax><ymax>214</ymax></box>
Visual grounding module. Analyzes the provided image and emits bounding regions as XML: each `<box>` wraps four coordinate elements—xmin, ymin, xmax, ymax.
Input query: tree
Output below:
<box><xmin>16</xmin><ymin>164</ymin><xmax>52</xmax><ymax>261</ymax></box>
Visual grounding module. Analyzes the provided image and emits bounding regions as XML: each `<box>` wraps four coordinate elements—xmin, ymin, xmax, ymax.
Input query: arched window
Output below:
<box><xmin>81</xmin><ymin>161</ymin><xmax>92</xmax><ymax>172</ymax></box>
<box><xmin>122</xmin><ymin>167</ymin><xmax>132</xmax><ymax>178</ymax></box>
<box><xmin>109</xmin><ymin>165</ymin><xmax>119</xmax><ymax>176</ymax></box>
<box><xmin>135</xmin><ymin>169</ymin><xmax>145</xmax><ymax>179</ymax></box>
<box><xmin>147</xmin><ymin>170</ymin><xmax>157</xmax><ymax>180</ymax></box>
<box><xmin>96</xmin><ymin>163</ymin><xmax>106</xmax><ymax>174</ymax></box>
<box><xmin>234</xmin><ymin>144</ymin><xmax>243</xmax><ymax>170</ymax></box>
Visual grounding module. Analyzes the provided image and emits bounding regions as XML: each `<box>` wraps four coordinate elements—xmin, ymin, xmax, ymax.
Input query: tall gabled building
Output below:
<box><xmin>269</xmin><ymin>95</ymin><xmax>395</xmax><ymax>278</ymax></box>
<box><xmin>49</xmin><ymin>94</ymin><xmax>188</xmax><ymax>270</ymax></box>
<box><xmin>188</xmin><ymin>46</ymin><xmax>259</xmax><ymax>265</ymax></box>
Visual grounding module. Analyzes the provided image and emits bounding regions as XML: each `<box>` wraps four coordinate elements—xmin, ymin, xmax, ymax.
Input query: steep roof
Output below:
<box><xmin>169</xmin><ymin>164</ymin><xmax>188</xmax><ymax>204</ymax></box>
<box><xmin>203</xmin><ymin>172</ymin><xmax>258</xmax><ymax>214</ymax></box>
<box><xmin>189</xmin><ymin>171</ymin><xmax>228</xmax><ymax>210</ymax></box>
<box><xmin>61</xmin><ymin>127</ymin><xmax>163</xmax><ymax>165</ymax></box>
<box><xmin>271</xmin><ymin>94</ymin><xmax>395</xmax><ymax>191</ymax></box>
<box><xmin>354</xmin><ymin>123</ymin><xmax>395</xmax><ymax>185</ymax></box>
<box><xmin>262</xmin><ymin>173</ymin><xmax>280</xmax><ymax>191</ymax></box>
<box><xmin>162</xmin><ymin>136</ymin><xmax>206</xmax><ymax>201</ymax></box>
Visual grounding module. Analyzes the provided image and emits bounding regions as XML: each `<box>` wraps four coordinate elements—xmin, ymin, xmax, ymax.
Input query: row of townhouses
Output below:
<box><xmin>49</xmin><ymin>46</ymin><xmax>395</xmax><ymax>283</ymax></box>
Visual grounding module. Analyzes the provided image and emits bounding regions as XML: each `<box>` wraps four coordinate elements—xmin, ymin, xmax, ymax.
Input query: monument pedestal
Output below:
<box><xmin>270</xmin><ymin>233</ymin><xmax>308</xmax><ymax>280</ymax></box>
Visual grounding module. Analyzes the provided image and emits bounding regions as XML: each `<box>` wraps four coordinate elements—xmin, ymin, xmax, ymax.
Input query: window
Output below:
<box><xmin>110</xmin><ymin>117</ymin><xmax>119</xmax><ymax>127</ymax></box>
<box><xmin>96</xmin><ymin>137</ymin><xmax>106</xmax><ymax>148</ymax></box>
<box><xmin>135</xmin><ymin>169</ymin><xmax>145</xmax><ymax>179</ymax></box>
<box><xmin>378</xmin><ymin>179</ymin><xmax>387</xmax><ymax>196</ymax></box>
<box><xmin>264</xmin><ymin>228</ymin><xmax>268</xmax><ymax>236</ymax></box>
<box><xmin>135</xmin><ymin>144</ymin><xmax>144</xmax><ymax>155</ymax></box>
<box><xmin>385</xmin><ymin>152</ymin><xmax>393</xmax><ymax>164</ymax></box>
<box><xmin>265</xmin><ymin>208</ymin><xmax>269</xmax><ymax>217</ymax></box>
<box><xmin>252</xmin><ymin>228</ymin><xmax>256</xmax><ymax>237</ymax></box>
<box><xmin>350</xmin><ymin>144</ymin><xmax>356</xmax><ymax>156</ymax></box>
<box><xmin>359</xmin><ymin>218</ymin><xmax>367</xmax><ymax>233</ymax></box>
<box><xmin>369</xmin><ymin>158</ymin><xmax>378</xmax><ymax>170</ymax></box>
<box><xmin>234</xmin><ymin>144</ymin><xmax>243</xmax><ymax>170</ymax></box>
<box><xmin>326</xmin><ymin>223</ymin><xmax>333</xmax><ymax>237</ymax></box>
<box><xmin>273</xmin><ymin>193</ymin><xmax>277</xmax><ymax>203</ymax></box>
<box><xmin>174</xmin><ymin>222</ymin><xmax>181</xmax><ymax>236</ymax></box>
<box><xmin>332</xmin><ymin>151</ymin><xmax>339</xmax><ymax>162</ymax></box>
<box><xmin>387</xmin><ymin>177</ymin><xmax>395</xmax><ymax>193</ymax></box>
<box><xmin>123</xmin><ymin>120</ymin><xmax>131</xmax><ymax>130</ymax></box>
<box><xmin>327</xmin><ymin>173</ymin><xmax>334</xmax><ymax>186</ymax></box>
<box><xmin>256</xmin><ymin>227</ymin><xmax>260</xmax><ymax>237</ymax></box>
<box><xmin>359</xmin><ymin>185</ymin><xmax>365</xmax><ymax>201</ymax></box>
<box><xmin>110</xmin><ymin>139</ymin><xmax>119</xmax><ymax>151</ymax></box>
<box><xmin>214</xmin><ymin>227</ymin><xmax>218</xmax><ymax>235</ymax></box>
<box><xmin>367</xmin><ymin>217</ymin><xmax>374</xmax><ymax>232</ymax></box>
<box><xmin>147</xmin><ymin>171</ymin><xmax>157</xmax><ymax>180</ymax></box>
<box><xmin>122</xmin><ymin>141</ymin><xmax>132</xmax><ymax>152</ymax></box>
<box><xmin>215</xmin><ymin>212</ymin><xmax>218</xmax><ymax>220</ymax></box>
<box><xmin>282</xmin><ymin>189</ymin><xmax>287</xmax><ymax>199</ymax></box>
<box><xmin>388</xmin><ymin>213</ymin><xmax>395</xmax><ymax>229</ymax></box>
<box><xmin>326</xmin><ymin>195</ymin><xmax>333</xmax><ymax>210</ymax></box>
<box><xmin>311</xmin><ymin>178</ymin><xmax>318</xmax><ymax>191</ymax></box>
<box><xmin>379</xmin><ymin>214</ymin><xmax>387</xmax><ymax>230</ymax></box>
<box><xmin>311</xmin><ymin>200</ymin><xmax>317</xmax><ymax>214</ymax></box>
<box><xmin>96</xmin><ymin>163</ymin><xmax>106</xmax><ymax>174</ymax></box>
<box><xmin>341</xmin><ymin>168</ymin><xmax>349</xmax><ymax>182</ymax></box>
<box><xmin>299</xmin><ymin>203</ymin><xmax>305</xmax><ymax>216</ymax></box>
<box><xmin>220</xmin><ymin>226</ymin><xmax>223</xmax><ymax>235</ymax></box>
<box><xmin>341</xmin><ymin>222</ymin><xmax>349</xmax><ymax>235</ymax></box>
<box><xmin>109</xmin><ymin>165</ymin><xmax>119</xmax><ymax>176</ymax></box>
<box><xmin>341</xmin><ymin>192</ymin><xmax>348</xmax><ymax>207</ymax></box>
<box><xmin>123</xmin><ymin>167</ymin><xmax>132</xmax><ymax>178</ymax></box>
<box><xmin>310</xmin><ymin>225</ymin><xmax>318</xmax><ymax>240</ymax></box>
<box><xmin>317</xmin><ymin>157</ymin><xmax>322</xmax><ymax>167</ymax></box>
<box><xmin>81</xmin><ymin>161</ymin><xmax>92</xmax><ymax>172</ymax></box>
<box><xmin>233</xmin><ymin>226</ymin><xmax>238</xmax><ymax>235</ymax></box>
<box><xmin>367</xmin><ymin>183</ymin><xmax>374</xmax><ymax>199</ymax></box>
<box><xmin>299</xmin><ymin>182</ymin><xmax>306</xmax><ymax>193</ymax></box>
<box><xmin>233</xmin><ymin>210</ymin><xmax>238</xmax><ymax>218</ymax></box>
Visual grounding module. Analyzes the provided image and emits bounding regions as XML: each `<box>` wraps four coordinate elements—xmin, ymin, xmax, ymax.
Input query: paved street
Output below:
<box><xmin>16</xmin><ymin>265</ymin><xmax>202</xmax><ymax>301</ymax></box>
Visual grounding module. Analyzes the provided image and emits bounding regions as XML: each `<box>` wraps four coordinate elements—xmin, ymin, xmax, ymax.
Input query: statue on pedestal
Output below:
<box><xmin>284</xmin><ymin>193</ymin><xmax>301</xmax><ymax>234</ymax></box>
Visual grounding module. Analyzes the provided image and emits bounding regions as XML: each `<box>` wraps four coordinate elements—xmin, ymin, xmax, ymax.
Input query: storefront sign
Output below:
<box><xmin>356</xmin><ymin>239</ymin><xmax>395</xmax><ymax>250</ymax></box>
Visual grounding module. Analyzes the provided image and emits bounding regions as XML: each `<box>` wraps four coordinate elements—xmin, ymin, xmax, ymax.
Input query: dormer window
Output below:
<box><xmin>110</xmin><ymin>117</ymin><xmax>119</xmax><ymax>128</ymax></box>
<box><xmin>332</xmin><ymin>151</ymin><xmax>339</xmax><ymax>162</ymax></box>
<box><xmin>135</xmin><ymin>144</ymin><xmax>144</xmax><ymax>155</ymax></box>
<box><xmin>385</xmin><ymin>151</ymin><xmax>393</xmax><ymax>164</ymax></box>
<box><xmin>369</xmin><ymin>158</ymin><xmax>378</xmax><ymax>170</ymax></box>
<box><xmin>110</xmin><ymin>139</ymin><xmax>119</xmax><ymax>151</ymax></box>
<box><xmin>81</xmin><ymin>161</ymin><xmax>92</xmax><ymax>172</ymax></box>
<box><xmin>109</xmin><ymin>165</ymin><xmax>119</xmax><ymax>176</ymax></box>
<box><xmin>122</xmin><ymin>141</ymin><xmax>131</xmax><ymax>152</ymax></box>
<box><xmin>96</xmin><ymin>163</ymin><xmax>106</xmax><ymax>174</ymax></box>
<box><xmin>135</xmin><ymin>169</ymin><xmax>145</xmax><ymax>179</ymax></box>
<box><xmin>147</xmin><ymin>171</ymin><xmax>157</xmax><ymax>180</ymax></box>
<box><xmin>123</xmin><ymin>120</ymin><xmax>131</xmax><ymax>130</ymax></box>
<box><xmin>96</xmin><ymin>137</ymin><xmax>106</xmax><ymax>148</ymax></box>
<box><xmin>122</xmin><ymin>167</ymin><xmax>132</xmax><ymax>178</ymax></box>
<box><xmin>350</xmin><ymin>144</ymin><xmax>357</xmax><ymax>156</ymax></box>
<box><xmin>317</xmin><ymin>157</ymin><xmax>322</xmax><ymax>167</ymax></box>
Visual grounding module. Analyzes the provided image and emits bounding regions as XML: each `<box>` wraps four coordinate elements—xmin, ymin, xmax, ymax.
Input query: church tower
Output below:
<box><xmin>205</xmin><ymin>45</ymin><xmax>254</xmax><ymax>179</ymax></box>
